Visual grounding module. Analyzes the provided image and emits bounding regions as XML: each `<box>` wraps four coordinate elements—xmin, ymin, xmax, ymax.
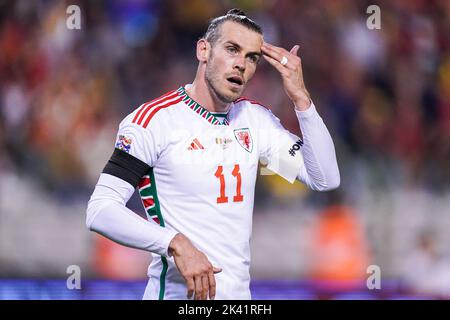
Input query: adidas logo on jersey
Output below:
<box><xmin>187</xmin><ymin>138</ymin><xmax>205</xmax><ymax>150</ymax></box>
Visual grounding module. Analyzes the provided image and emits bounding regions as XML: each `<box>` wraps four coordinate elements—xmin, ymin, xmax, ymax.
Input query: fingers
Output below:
<box><xmin>261</xmin><ymin>42</ymin><xmax>285</xmax><ymax>65</ymax></box>
<box><xmin>186</xmin><ymin>277</ymin><xmax>195</xmax><ymax>299</ymax></box>
<box><xmin>190</xmin><ymin>265</ymin><xmax>221</xmax><ymax>300</ymax></box>
<box><xmin>194</xmin><ymin>276</ymin><xmax>203</xmax><ymax>300</ymax></box>
<box><xmin>261</xmin><ymin>41</ymin><xmax>309</xmax><ymax>104</ymax></box>
<box><xmin>208</xmin><ymin>271</ymin><xmax>216</xmax><ymax>300</ymax></box>
<box><xmin>187</xmin><ymin>272</ymin><xmax>215</xmax><ymax>300</ymax></box>
<box><xmin>262</xmin><ymin>42</ymin><xmax>300</xmax><ymax>71</ymax></box>
<box><xmin>171</xmin><ymin>236</ymin><xmax>220</xmax><ymax>300</ymax></box>
<box><xmin>262</xmin><ymin>53</ymin><xmax>288</xmax><ymax>76</ymax></box>
<box><xmin>262</xmin><ymin>42</ymin><xmax>293</xmax><ymax>62</ymax></box>
<box><xmin>201</xmin><ymin>275</ymin><xmax>209</xmax><ymax>300</ymax></box>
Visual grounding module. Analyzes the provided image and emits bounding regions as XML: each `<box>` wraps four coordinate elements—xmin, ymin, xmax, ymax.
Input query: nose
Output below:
<box><xmin>233</xmin><ymin>56</ymin><xmax>245</xmax><ymax>73</ymax></box>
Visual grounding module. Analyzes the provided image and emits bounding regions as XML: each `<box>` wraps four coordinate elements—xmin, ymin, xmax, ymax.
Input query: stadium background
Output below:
<box><xmin>0</xmin><ymin>0</ymin><xmax>449</xmax><ymax>299</ymax></box>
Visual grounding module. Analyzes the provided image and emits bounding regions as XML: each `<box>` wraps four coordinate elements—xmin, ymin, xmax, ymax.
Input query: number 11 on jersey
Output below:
<box><xmin>215</xmin><ymin>164</ymin><xmax>244</xmax><ymax>204</ymax></box>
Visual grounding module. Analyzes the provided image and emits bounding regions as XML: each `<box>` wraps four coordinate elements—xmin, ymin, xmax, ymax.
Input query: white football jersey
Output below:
<box><xmin>115</xmin><ymin>85</ymin><xmax>307</xmax><ymax>299</ymax></box>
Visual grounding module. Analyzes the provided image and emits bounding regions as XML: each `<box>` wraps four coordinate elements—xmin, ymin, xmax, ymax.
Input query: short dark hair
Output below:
<box><xmin>203</xmin><ymin>8</ymin><xmax>263</xmax><ymax>45</ymax></box>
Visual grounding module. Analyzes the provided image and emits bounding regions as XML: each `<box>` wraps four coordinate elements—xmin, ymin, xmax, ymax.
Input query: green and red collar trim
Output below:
<box><xmin>177</xmin><ymin>86</ymin><xmax>230</xmax><ymax>126</ymax></box>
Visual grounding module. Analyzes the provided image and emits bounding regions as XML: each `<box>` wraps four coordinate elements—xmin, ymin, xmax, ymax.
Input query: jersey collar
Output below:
<box><xmin>177</xmin><ymin>86</ymin><xmax>230</xmax><ymax>126</ymax></box>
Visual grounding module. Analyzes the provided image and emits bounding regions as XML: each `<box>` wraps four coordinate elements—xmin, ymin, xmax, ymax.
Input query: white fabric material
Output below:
<box><xmin>294</xmin><ymin>103</ymin><xmax>340</xmax><ymax>190</ymax></box>
<box><xmin>86</xmin><ymin>174</ymin><xmax>178</xmax><ymax>257</ymax></box>
<box><xmin>265</xmin><ymin>126</ymin><xmax>304</xmax><ymax>183</ymax></box>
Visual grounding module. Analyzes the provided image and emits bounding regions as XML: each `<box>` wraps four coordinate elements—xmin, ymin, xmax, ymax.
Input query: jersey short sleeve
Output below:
<box><xmin>114</xmin><ymin>114</ymin><xmax>163</xmax><ymax>167</ymax></box>
<box><xmin>257</xmin><ymin>106</ymin><xmax>305</xmax><ymax>184</ymax></box>
<box><xmin>102</xmin><ymin>112</ymin><xmax>165</xmax><ymax>187</ymax></box>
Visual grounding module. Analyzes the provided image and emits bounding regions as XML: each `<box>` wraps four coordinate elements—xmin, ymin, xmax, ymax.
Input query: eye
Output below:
<box><xmin>227</xmin><ymin>46</ymin><xmax>238</xmax><ymax>54</ymax></box>
<box><xmin>248</xmin><ymin>55</ymin><xmax>259</xmax><ymax>64</ymax></box>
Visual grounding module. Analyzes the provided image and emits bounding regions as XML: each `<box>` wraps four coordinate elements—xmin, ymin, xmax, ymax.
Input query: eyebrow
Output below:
<box><xmin>225</xmin><ymin>40</ymin><xmax>262</xmax><ymax>59</ymax></box>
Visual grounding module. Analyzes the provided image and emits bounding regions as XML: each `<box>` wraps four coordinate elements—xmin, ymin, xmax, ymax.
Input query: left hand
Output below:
<box><xmin>261</xmin><ymin>42</ymin><xmax>311</xmax><ymax>111</ymax></box>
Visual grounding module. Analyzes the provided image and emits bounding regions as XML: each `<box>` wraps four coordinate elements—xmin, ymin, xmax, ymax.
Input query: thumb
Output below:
<box><xmin>213</xmin><ymin>267</ymin><xmax>222</xmax><ymax>274</ymax></box>
<box><xmin>290</xmin><ymin>45</ymin><xmax>300</xmax><ymax>56</ymax></box>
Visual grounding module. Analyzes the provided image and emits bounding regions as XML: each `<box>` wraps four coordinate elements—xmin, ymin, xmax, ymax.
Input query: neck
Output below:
<box><xmin>185</xmin><ymin>76</ymin><xmax>230</xmax><ymax>113</ymax></box>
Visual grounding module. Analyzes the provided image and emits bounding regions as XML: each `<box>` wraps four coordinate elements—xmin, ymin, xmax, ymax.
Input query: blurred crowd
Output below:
<box><xmin>0</xmin><ymin>0</ymin><xmax>449</xmax><ymax>203</ymax></box>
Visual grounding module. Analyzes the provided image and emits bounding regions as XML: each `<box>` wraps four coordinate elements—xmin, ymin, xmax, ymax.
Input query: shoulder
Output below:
<box><xmin>115</xmin><ymin>89</ymin><xmax>182</xmax><ymax>153</ymax></box>
<box><xmin>232</xmin><ymin>97</ymin><xmax>285</xmax><ymax>131</ymax></box>
<box><xmin>122</xmin><ymin>88</ymin><xmax>183</xmax><ymax>130</ymax></box>
<box><xmin>233</xmin><ymin>97</ymin><xmax>278</xmax><ymax>122</ymax></box>
<box><xmin>233</xmin><ymin>97</ymin><xmax>272</xmax><ymax>114</ymax></box>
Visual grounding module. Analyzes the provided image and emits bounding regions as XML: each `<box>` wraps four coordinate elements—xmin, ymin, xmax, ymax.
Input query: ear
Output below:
<box><xmin>196</xmin><ymin>39</ymin><xmax>210</xmax><ymax>62</ymax></box>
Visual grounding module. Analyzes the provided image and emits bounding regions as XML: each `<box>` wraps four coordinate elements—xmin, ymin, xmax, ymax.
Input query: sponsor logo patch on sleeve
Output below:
<box><xmin>115</xmin><ymin>135</ymin><xmax>132</xmax><ymax>153</ymax></box>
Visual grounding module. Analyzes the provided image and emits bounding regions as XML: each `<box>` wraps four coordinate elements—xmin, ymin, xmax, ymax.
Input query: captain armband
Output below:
<box><xmin>102</xmin><ymin>148</ymin><xmax>150</xmax><ymax>187</ymax></box>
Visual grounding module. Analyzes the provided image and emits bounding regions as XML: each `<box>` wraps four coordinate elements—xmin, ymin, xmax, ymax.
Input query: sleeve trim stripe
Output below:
<box><xmin>142</xmin><ymin>97</ymin><xmax>182</xmax><ymax>128</ymax></box>
<box><xmin>134</xmin><ymin>92</ymin><xmax>179</xmax><ymax>126</ymax></box>
<box><xmin>132</xmin><ymin>90</ymin><xmax>176</xmax><ymax>124</ymax></box>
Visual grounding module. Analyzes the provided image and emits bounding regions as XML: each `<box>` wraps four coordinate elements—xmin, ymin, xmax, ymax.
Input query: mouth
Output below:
<box><xmin>226</xmin><ymin>75</ymin><xmax>244</xmax><ymax>88</ymax></box>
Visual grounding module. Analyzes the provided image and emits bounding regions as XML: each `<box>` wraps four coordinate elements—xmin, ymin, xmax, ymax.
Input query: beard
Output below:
<box><xmin>205</xmin><ymin>60</ymin><xmax>243</xmax><ymax>104</ymax></box>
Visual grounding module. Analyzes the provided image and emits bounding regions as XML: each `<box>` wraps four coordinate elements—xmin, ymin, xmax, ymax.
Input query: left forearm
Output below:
<box><xmin>295</xmin><ymin>103</ymin><xmax>340</xmax><ymax>191</ymax></box>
